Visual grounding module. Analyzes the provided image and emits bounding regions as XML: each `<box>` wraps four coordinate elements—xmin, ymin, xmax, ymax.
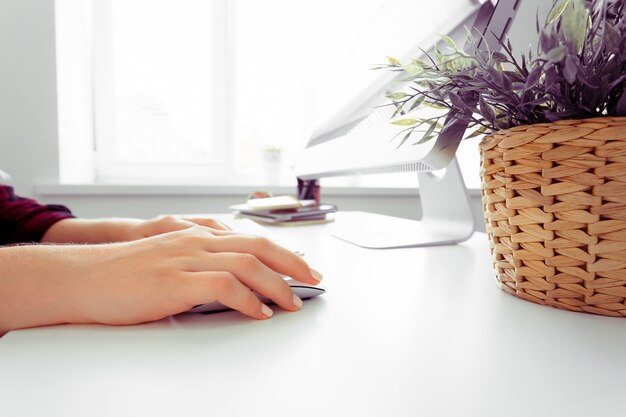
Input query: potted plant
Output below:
<box><xmin>260</xmin><ymin>145</ymin><xmax>283</xmax><ymax>184</ymax></box>
<box><xmin>379</xmin><ymin>0</ymin><xmax>626</xmax><ymax>316</ymax></box>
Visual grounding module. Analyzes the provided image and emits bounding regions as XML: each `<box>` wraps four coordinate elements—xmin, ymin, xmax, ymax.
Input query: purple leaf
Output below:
<box><xmin>563</xmin><ymin>55</ymin><xmax>578</xmax><ymax>84</ymax></box>
<box><xmin>616</xmin><ymin>91</ymin><xmax>626</xmax><ymax>116</ymax></box>
<box><xmin>522</xmin><ymin>89</ymin><xmax>535</xmax><ymax>104</ymax></box>
<box><xmin>540</xmin><ymin>30</ymin><xmax>557</xmax><ymax>52</ymax></box>
<box><xmin>499</xmin><ymin>73</ymin><xmax>511</xmax><ymax>91</ymax></box>
<box><xmin>487</xmin><ymin>66</ymin><xmax>503</xmax><ymax>84</ymax></box>
<box><xmin>448</xmin><ymin>92</ymin><xmax>466</xmax><ymax>111</ymax></box>
<box><xmin>479</xmin><ymin>95</ymin><xmax>496</xmax><ymax>125</ymax></box>
<box><xmin>525</xmin><ymin>97</ymin><xmax>551</xmax><ymax>106</ymax></box>
<box><xmin>525</xmin><ymin>66</ymin><xmax>543</xmax><ymax>89</ymax></box>
<box><xmin>608</xmin><ymin>72</ymin><xmax>626</xmax><ymax>90</ymax></box>
<box><xmin>544</xmin><ymin>66</ymin><xmax>558</xmax><ymax>88</ymax></box>
<box><xmin>492</xmin><ymin>51</ymin><xmax>508</xmax><ymax>62</ymax></box>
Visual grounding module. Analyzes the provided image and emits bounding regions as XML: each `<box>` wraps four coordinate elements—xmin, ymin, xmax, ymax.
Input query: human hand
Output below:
<box><xmin>123</xmin><ymin>214</ymin><xmax>231</xmax><ymax>240</ymax></box>
<box><xmin>82</xmin><ymin>226</ymin><xmax>320</xmax><ymax>324</ymax></box>
<box><xmin>0</xmin><ymin>226</ymin><xmax>323</xmax><ymax>333</ymax></box>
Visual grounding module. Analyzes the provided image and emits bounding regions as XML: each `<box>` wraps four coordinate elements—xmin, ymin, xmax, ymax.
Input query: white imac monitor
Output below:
<box><xmin>295</xmin><ymin>0</ymin><xmax>533</xmax><ymax>249</ymax></box>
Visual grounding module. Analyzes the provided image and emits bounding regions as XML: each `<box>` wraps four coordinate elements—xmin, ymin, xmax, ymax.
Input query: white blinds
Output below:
<box><xmin>58</xmin><ymin>0</ymin><xmax>478</xmax><ymax>185</ymax></box>
<box><xmin>94</xmin><ymin>0</ymin><xmax>230</xmax><ymax>177</ymax></box>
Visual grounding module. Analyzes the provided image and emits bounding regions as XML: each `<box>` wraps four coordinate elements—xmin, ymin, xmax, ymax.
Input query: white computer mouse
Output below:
<box><xmin>185</xmin><ymin>279</ymin><xmax>325</xmax><ymax>314</ymax></box>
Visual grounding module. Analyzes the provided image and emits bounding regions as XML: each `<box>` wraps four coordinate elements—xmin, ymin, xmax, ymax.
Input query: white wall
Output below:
<box><xmin>0</xmin><ymin>0</ymin><xmax>485</xmax><ymax>231</ymax></box>
<box><xmin>0</xmin><ymin>0</ymin><xmax>60</xmax><ymax>197</ymax></box>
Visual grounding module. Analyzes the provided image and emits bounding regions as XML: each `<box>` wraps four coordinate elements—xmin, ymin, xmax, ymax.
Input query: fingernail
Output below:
<box><xmin>261</xmin><ymin>304</ymin><xmax>274</xmax><ymax>318</ymax></box>
<box><xmin>310</xmin><ymin>268</ymin><xmax>323</xmax><ymax>283</ymax></box>
<box><xmin>292</xmin><ymin>294</ymin><xmax>303</xmax><ymax>309</ymax></box>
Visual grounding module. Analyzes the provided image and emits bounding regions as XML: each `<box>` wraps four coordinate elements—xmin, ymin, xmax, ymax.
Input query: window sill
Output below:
<box><xmin>35</xmin><ymin>183</ymin><xmax>482</xmax><ymax>197</ymax></box>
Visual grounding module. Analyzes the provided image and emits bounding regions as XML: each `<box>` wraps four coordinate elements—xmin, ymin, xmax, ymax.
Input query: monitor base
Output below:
<box><xmin>330</xmin><ymin>211</ymin><xmax>475</xmax><ymax>249</ymax></box>
<box><xmin>330</xmin><ymin>158</ymin><xmax>475</xmax><ymax>249</ymax></box>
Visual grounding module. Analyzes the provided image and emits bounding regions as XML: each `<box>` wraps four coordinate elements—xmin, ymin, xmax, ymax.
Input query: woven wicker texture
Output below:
<box><xmin>480</xmin><ymin>117</ymin><xmax>626</xmax><ymax>317</ymax></box>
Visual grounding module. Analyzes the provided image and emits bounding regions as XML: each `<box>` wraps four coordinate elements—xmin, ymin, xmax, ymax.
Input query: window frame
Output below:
<box><xmin>91</xmin><ymin>0</ymin><xmax>236</xmax><ymax>184</ymax></box>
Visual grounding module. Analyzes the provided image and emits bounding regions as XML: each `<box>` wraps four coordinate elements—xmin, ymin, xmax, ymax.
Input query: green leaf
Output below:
<box><xmin>464</xmin><ymin>126</ymin><xmax>490</xmax><ymax>140</ymax></box>
<box><xmin>396</xmin><ymin>73</ymin><xmax>424</xmax><ymax>82</ymax></box>
<box><xmin>434</xmin><ymin>44</ymin><xmax>444</xmax><ymax>66</ymax></box>
<box><xmin>386</xmin><ymin>92</ymin><xmax>409</xmax><ymax>101</ymax></box>
<box><xmin>546</xmin><ymin>0</ymin><xmax>570</xmax><ymax>24</ymax></box>
<box><xmin>411</xmin><ymin>58</ymin><xmax>429</xmax><ymax>67</ymax></box>
<box><xmin>439</xmin><ymin>33</ymin><xmax>457</xmax><ymax>51</ymax></box>
<box><xmin>560</xmin><ymin>0</ymin><xmax>589</xmax><ymax>53</ymax></box>
<box><xmin>408</xmin><ymin>95</ymin><xmax>426</xmax><ymax>112</ymax></box>
<box><xmin>391</xmin><ymin>104</ymin><xmax>405</xmax><ymax>118</ymax></box>
<box><xmin>386</xmin><ymin>56</ymin><xmax>401</xmax><ymax>66</ymax></box>
<box><xmin>402</xmin><ymin>63</ymin><xmax>422</xmax><ymax>74</ymax></box>
<box><xmin>415</xmin><ymin>134</ymin><xmax>436</xmax><ymax>145</ymax></box>
<box><xmin>464</xmin><ymin>27</ymin><xmax>477</xmax><ymax>49</ymax></box>
<box><xmin>391</xmin><ymin>119</ymin><xmax>419</xmax><ymax>126</ymax></box>
<box><xmin>421</xmin><ymin>101</ymin><xmax>447</xmax><ymax>110</ymax></box>
<box><xmin>423</xmin><ymin>119</ymin><xmax>439</xmax><ymax>139</ymax></box>
<box><xmin>396</xmin><ymin>130</ymin><xmax>414</xmax><ymax>149</ymax></box>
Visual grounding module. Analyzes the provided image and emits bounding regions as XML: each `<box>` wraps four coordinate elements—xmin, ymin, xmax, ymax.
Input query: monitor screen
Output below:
<box><xmin>295</xmin><ymin>0</ymin><xmax>487</xmax><ymax>180</ymax></box>
<box><xmin>295</xmin><ymin>0</ymin><xmax>550</xmax><ymax>181</ymax></box>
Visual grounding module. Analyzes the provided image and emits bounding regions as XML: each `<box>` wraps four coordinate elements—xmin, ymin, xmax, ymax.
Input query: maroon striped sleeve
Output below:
<box><xmin>0</xmin><ymin>185</ymin><xmax>75</xmax><ymax>245</ymax></box>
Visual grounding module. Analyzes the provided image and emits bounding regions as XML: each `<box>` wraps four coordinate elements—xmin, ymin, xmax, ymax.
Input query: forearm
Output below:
<box><xmin>0</xmin><ymin>245</ymin><xmax>91</xmax><ymax>335</ymax></box>
<box><xmin>41</xmin><ymin>215</ymin><xmax>231</xmax><ymax>244</ymax></box>
<box><xmin>41</xmin><ymin>218</ymin><xmax>141</xmax><ymax>244</ymax></box>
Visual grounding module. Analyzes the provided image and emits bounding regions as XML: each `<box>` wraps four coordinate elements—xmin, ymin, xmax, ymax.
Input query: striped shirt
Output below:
<box><xmin>0</xmin><ymin>185</ymin><xmax>74</xmax><ymax>245</ymax></box>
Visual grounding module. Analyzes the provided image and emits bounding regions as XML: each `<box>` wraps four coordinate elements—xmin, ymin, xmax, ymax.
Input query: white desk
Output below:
<box><xmin>1</xmin><ymin>212</ymin><xmax>625</xmax><ymax>417</ymax></box>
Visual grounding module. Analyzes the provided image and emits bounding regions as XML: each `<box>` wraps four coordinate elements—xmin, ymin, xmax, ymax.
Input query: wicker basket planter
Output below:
<box><xmin>480</xmin><ymin>117</ymin><xmax>626</xmax><ymax>317</ymax></box>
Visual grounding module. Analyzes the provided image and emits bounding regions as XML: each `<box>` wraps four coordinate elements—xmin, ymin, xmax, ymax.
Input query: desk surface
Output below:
<box><xmin>1</xmin><ymin>212</ymin><xmax>625</xmax><ymax>417</ymax></box>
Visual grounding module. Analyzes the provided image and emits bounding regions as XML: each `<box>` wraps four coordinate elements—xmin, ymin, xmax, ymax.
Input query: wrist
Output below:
<box><xmin>96</xmin><ymin>219</ymin><xmax>139</xmax><ymax>242</ymax></box>
<box><xmin>43</xmin><ymin>218</ymin><xmax>141</xmax><ymax>243</ymax></box>
<box><xmin>0</xmin><ymin>245</ymin><xmax>91</xmax><ymax>331</ymax></box>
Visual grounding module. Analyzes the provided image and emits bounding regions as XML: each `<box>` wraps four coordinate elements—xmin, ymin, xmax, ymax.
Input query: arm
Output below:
<box><xmin>41</xmin><ymin>215</ymin><xmax>230</xmax><ymax>244</ymax></box>
<box><xmin>0</xmin><ymin>227</ymin><xmax>323</xmax><ymax>335</ymax></box>
<box><xmin>0</xmin><ymin>185</ymin><xmax>227</xmax><ymax>244</ymax></box>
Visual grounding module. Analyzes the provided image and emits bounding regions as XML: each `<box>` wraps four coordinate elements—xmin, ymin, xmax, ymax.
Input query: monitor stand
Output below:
<box><xmin>330</xmin><ymin>157</ymin><xmax>475</xmax><ymax>249</ymax></box>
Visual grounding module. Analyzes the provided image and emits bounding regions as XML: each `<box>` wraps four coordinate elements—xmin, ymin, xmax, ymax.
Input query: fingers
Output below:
<box><xmin>141</xmin><ymin>216</ymin><xmax>198</xmax><ymax>238</ymax></box>
<box><xmin>204</xmin><ymin>229</ymin><xmax>239</xmax><ymax>237</ymax></box>
<box><xmin>163</xmin><ymin>227</ymin><xmax>324</xmax><ymax>317</ymax></box>
<box><xmin>182</xmin><ymin>216</ymin><xmax>231</xmax><ymax>231</ymax></box>
<box><xmin>197</xmin><ymin>234</ymin><xmax>322</xmax><ymax>285</ymax></box>
<box><xmin>191</xmin><ymin>252</ymin><xmax>304</xmax><ymax>312</ymax></box>
<box><xmin>140</xmin><ymin>215</ymin><xmax>235</xmax><ymax>239</ymax></box>
<box><xmin>185</xmin><ymin>272</ymin><xmax>273</xmax><ymax>320</ymax></box>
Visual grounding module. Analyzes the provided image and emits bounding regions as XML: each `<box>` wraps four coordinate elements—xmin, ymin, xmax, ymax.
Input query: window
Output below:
<box><xmin>92</xmin><ymin>0</ymin><xmax>233</xmax><ymax>183</ymax></box>
<box><xmin>56</xmin><ymin>0</ymin><xmax>480</xmax><ymax>187</ymax></box>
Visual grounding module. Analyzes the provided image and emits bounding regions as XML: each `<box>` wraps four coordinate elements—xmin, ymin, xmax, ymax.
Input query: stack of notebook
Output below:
<box><xmin>231</xmin><ymin>195</ymin><xmax>337</xmax><ymax>225</ymax></box>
